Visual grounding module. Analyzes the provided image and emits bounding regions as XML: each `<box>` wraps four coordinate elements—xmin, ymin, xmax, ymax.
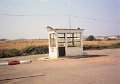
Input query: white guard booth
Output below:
<box><xmin>47</xmin><ymin>26</ymin><xmax>84</xmax><ymax>58</ymax></box>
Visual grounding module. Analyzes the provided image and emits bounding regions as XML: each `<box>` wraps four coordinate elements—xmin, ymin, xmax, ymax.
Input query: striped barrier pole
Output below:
<box><xmin>0</xmin><ymin>60</ymin><xmax>32</xmax><ymax>66</ymax></box>
<box><xmin>0</xmin><ymin>62</ymin><xmax>8</xmax><ymax>66</ymax></box>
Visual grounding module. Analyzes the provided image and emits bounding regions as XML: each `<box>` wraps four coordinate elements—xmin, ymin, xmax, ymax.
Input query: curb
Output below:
<box><xmin>0</xmin><ymin>60</ymin><xmax>32</xmax><ymax>66</ymax></box>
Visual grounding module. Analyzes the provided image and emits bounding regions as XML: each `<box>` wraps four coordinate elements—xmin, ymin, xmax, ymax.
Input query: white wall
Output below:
<box><xmin>49</xmin><ymin>47</ymin><xmax>58</xmax><ymax>58</ymax></box>
<box><xmin>66</xmin><ymin>47</ymin><xmax>83</xmax><ymax>56</ymax></box>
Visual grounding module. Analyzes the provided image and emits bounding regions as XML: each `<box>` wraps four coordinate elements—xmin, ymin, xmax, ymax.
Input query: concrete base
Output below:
<box><xmin>37</xmin><ymin>57</ymin><xmax>64</xmax><ymax>61</ymax></box>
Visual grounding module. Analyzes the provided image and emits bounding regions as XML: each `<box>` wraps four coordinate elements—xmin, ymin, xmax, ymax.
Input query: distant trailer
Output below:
<box><xmin>47</xmin><ymin>26</ymin><xmax>85</xmax><ymax>58</ymax></box>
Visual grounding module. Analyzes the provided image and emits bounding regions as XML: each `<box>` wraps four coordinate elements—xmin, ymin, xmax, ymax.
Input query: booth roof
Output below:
<box><xmin>54</xmin><ymin>28</ymin><xmax>84</xmax><ymax>30</ymax></box>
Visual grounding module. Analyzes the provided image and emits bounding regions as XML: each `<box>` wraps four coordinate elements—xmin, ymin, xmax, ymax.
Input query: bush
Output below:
<box><xmin>0</xmin><ymin>46</ymin><xmax>49</xmax><ymax>58</ymax></box>
<box><xmin>108</xmin><ymin>42</ymin><xmax>120</xmax><ymax>48</ymax></box>
<box><xmin>83</xmin><ymin>42</ymin><xmax>120</xmax><ymax>50</ymax></box>
<box><xmin>21</xmin><ymin>46</ymin><xmax>48</xmax><ymax>55</ymax></box>
<box><xmin>86</xmin><ymin>35</ymin><xmax>96</xmax><ymax>41</ymax></box>
<box><xmin>0</xmin><ymin>49</ymin><xmax>22</xmax><ymax>58</ymax></box>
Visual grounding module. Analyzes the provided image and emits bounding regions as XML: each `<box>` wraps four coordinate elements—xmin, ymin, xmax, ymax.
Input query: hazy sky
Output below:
<box><xmin>0</xmin><ymin>0</ymin><xmax>120</xmax><ymax>39</ymax></box>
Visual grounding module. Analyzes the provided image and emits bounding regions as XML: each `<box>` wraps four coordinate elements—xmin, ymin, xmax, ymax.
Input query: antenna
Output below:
<box><xmin>69</xmin><ymin>14</ymin><xmax>71</xmax><ymax>29</ymax></box>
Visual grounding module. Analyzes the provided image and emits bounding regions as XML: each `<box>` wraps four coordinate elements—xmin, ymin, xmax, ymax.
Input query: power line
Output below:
<box><xmin>0</xmin><ymin>13</ymin><xmax>27</xmax><ymax>16</ymax></box>
<box><xmin>72</xmin><ymin>15</ymin><xmax>120</xmax><ymax>23</ymax></box>
<box><xmin>0</xmin><ymin>13</ymin><xmax>119</xmax><ymax>23</ymax></box>
<box><xmin>0</xmin><ymin>13</ymin><xmax>67</xmax><ymax>16</ymax></box>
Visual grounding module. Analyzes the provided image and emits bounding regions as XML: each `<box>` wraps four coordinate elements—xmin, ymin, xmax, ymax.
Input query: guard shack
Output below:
<box><xmin>47</xmin><ymin>26</ymin><xmax>84</xmax><ymax>58</ymax></box>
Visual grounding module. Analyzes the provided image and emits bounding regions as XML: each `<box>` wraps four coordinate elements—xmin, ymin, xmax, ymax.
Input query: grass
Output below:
<box><xmin>0</xmin><ymin>39</ymin><xmax>48</xmax><ymax>49</ymax></box>
<box><xmin>0</xmin><ymin>39</ymin><xmax>120</xmax><ymax>49</ymax></box>
<box><xmin>83</xmin><ymin>40</ymin><xmax>120</xmax><ymax>50</ymax></box>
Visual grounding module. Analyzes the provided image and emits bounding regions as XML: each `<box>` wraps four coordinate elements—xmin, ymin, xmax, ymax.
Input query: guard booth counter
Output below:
<box><xmin>47</xmin><ymin>26</ymin><xmax>85</xmax><ymax>58</ymax></box>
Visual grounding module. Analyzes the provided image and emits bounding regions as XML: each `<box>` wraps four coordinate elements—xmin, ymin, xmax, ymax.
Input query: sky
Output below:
<box><xmin>0</xmin><ymin>0</ymin><xmax>120</xmax><ymax>39</ymax></box>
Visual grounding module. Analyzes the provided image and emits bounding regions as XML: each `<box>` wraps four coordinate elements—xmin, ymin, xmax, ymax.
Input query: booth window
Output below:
<box><xmin>50</xmin><ymin>33</ymin><xmax>56</xmax><ymax>47</ymax></box>
<box><xmin>58</xmin><ymin>33</ymin><xmax>65</xmax><ymax>47</ymax></box>
<box><xmin>67</xmin><ymin>33</ymin><xmax>81</xmax><ymax>47</ymax></box>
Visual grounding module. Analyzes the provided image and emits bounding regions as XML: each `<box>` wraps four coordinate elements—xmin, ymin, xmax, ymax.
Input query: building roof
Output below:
<box><xmin>54</xmin><ymin>28</ymin><xmax>85</xmax><ymax>30</ymax></box>
<box><xmin>46</xmin><ymin>26</ymin><xmax>85</xmax><ymax>33</ymax></box>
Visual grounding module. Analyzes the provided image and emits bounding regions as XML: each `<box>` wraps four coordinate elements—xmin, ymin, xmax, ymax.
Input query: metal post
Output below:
<box><xmin>69</xmin><ymin>15</ymin><xmax>71</xmax><ymax>29</ymax></box>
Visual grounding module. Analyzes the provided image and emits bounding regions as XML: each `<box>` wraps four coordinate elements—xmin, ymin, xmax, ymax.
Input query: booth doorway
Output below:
<box><xmin>59</xmin><ymin>47</ymin><xmax>65</xmax><ymax>57</ymax></box>
<box><xmin>58</xmin><ymin>33</ymin><xmax>66</xmax><ymax>57</ymax></box>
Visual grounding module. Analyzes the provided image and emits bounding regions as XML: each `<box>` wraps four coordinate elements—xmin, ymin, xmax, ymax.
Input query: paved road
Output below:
<box><xmin>0</xmin><ymin>49</ymin><xmax>120</xmax><ymax>84</ymax></box>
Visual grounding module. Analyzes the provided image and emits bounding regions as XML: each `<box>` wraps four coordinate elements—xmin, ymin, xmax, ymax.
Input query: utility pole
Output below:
<box><xmin>69</xmin><ymin>14</ymin><xmax>71</xmax><ymax>29</ymax></box>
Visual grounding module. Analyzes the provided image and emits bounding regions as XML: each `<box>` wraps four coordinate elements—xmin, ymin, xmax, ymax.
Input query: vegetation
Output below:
<box><xmin>83</xmin><ymin>42</ymin><xmax>120</xmax><ymax>50</ymax></box>
<box><xmin>0</xmin><ymin>39</ymin><xmax>48</xmax><ymax>49</ymax></box>
<box><xmin>0</xmin><ymin>39</ymin><xmax>120</xmax><ymax>58</ymax></box>
<box><xmin>0</xmin><ymin>46</ymin><xmax>48</xmax><ymax>58</ymax></box>
<box><xmin>0</xmin><ymin>49</ymin><xmax>21</xmax><ymax>58</ymax></box>
<box><xmin>86</xmin><ymin>35</ymin><xmax>96</xmax><ymax>41</ymax></box>
<box><xmin>22</xmin><ymin>46</ymin><xmax>48</xmax><ymax>55</ymax></box>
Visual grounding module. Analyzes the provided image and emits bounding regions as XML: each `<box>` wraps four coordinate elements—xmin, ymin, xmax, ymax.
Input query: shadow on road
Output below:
<box><xmin>61</xmin><ymin>54</ymin><xmax>108</xmax><ymax>59</ymax></box>
<box><xmin>0</xmin><ymin>74</ymin><xmax>45</xmax><ymax>81</ymax></box>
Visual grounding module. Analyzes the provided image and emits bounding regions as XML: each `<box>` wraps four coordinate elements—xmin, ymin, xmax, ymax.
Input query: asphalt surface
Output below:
<box><xmin>0</xmin><ymin>48</ymin><xmax>120</xmax><ymax>84</ymax></box>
